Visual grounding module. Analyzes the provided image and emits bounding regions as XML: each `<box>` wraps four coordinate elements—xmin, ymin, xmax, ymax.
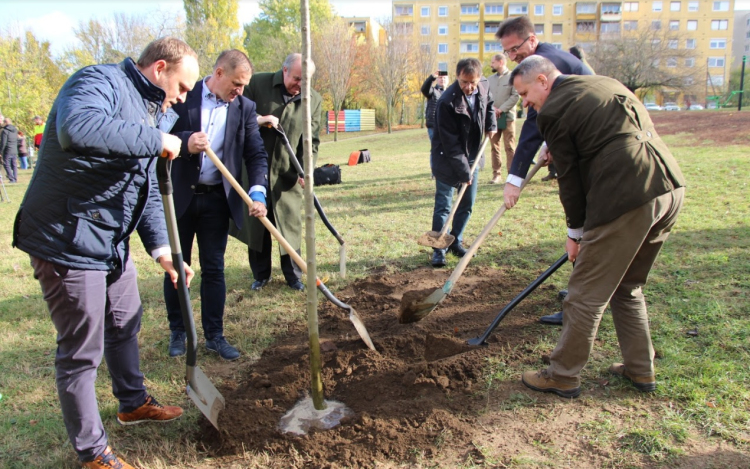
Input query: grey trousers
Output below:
<box><xmin>31</xmin><ymin>256</ymin><xmax>148</xmax><ymax>462</ymax></box>
<box><xmin>548</xmin><ymin>187</ymin><xmax>684</xmax><ymax>385</ymax></box>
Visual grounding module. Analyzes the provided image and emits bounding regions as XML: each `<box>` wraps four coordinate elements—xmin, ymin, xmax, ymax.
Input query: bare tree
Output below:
<box><xmin>313</xmin><ymin>18</ymin><xmax>357</xmax><ymax>141</ymax></box>
<box><xmin>589</xmin><ymin>22</ymin><xmax>703</xmax><ymax>96</ymax></box>
<box><xmin>368</xmin><ymin>21</ymin><xmax>414</xmax><ymax>133</ymax></box>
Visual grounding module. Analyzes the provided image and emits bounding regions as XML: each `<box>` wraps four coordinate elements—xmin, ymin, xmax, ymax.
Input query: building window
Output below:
<box><xmin>421</xmin><ymin>44</ymin><xmax>431</xmax><ymax>53</ymax></box>
<box><xmin>667</xmin><ymin>57</ymin><xmax>677</xmax><ymax>67</ymax></box>
<box><xmin>668</xmin><ymin>40</ymin><xmax>678</xmax><ymax>49</ymax></box>
<box><xmin>602</xmin><ymin>4</ymin><xmax>622</xmax><ymax>14</ymax></box>
<box><xmin>708</xmin><ymin>57</ymin><xmax>725</xmax><ymax>67</ymax></box>
<box><xmin>460</xmin><ymin>23</ymin><xmax>480</xmax><ymax>33</ymax></box>
<box><xmin>577</xmin><ymin>3</ymin><xmax>597</xmax><ymax>14</ymax></box>
<box><xmin>395</xmin><ymin>5</ymin><xmax>413</xmax><ymax>16</ymax></box>
<box><xmin>535</xmin><ymin>4</ymin><xmax>545</xmax><ymax>15</ymax></box>
<box><xmin>485</xmin><ymin>22</ymin><xmax>500</xmax><ymax>33</ymax></box>
<box><xmin>601</xmin><ymin>22</ymin><xmax>621</xmax><ymax>33</ymax></box>
<box><xmin>535</xmin><ymin>23</ymin><xmax>545</xmax><ymax>34</ymax></box>
<box><xmin>688</xmin><ymin>1</ymin><xmax>699</xmax><ymax>11</ymax></box>
<box><xmin>438</xmin><ymin>6</ymin><xmax>448</xmax><ymax>16</ymax></box>
<box><xmin>670</xmin><ymin>1</ymin><xmax>680</xmax><ymax>11</ymax></box>
<box><xmin>577</xmin><ymin>21</ymin><xmax>595</xmax><ymax>33</ymax></box>
<box><xmin>623</xmin><ymin>2</ymin><xmax>639</xmax><ymax>11</ymax></box>
<box><xmin>709</xmin><ymin>38</ymin><xmax>726</xmax><ymax>49</ymax></box>
<box><xmin>438</xmin><ymin>25</ymin><xmax>448</xmax><ymax>35</ymax></box>
<box><xmin>684</xmin><ymin>77</ymin><xmax>694</xmax><ymax>85</ymax></box>
<box><xmin>652</xmin><ymin>1</ymin><xmax>662</xmax><ymax>12</ymax></box>
<box><xmin>745</xmin><ymin>44</ymin><xmax>750</xmax><ymax>52</ymax></box>
<box><xmin>669</xmin><ymin>20</ymin><xmax>679</xmax><ymax>30</ymax></box>
<box><xmin>624</xmin><ymin>20</ymin><xmax>638</xmax><ymax>30</ymax></box>
<box><xmin>438</xmin><ymin>43</ymin><xmax>448</xmax><ymax>54</ymax></box>
<box><xmin>747</xmin><ymin>31</ymin><xmax>750</xmax><ymax>39</ymax></box>
<box><xmin>461</xmin><ymin>3</ymin><xmax>480</xmax><ymax>14</ymax></box>
<box><xmin>687</xmin><ymin>20</ymin><xmax>697</xmax><ymax>31</ymax></box>
<box><xmin>485</xmin><ymin>4</ymin><xmax>504</xmax><ymax>14</ymax></box>
<box><xmin>553</xmin><ymin>4</ymin><xmax>563</xmax><ymax>15</ymax></box>
<box><xmin>685</xmin><ymin>57</ymin><xmax>695</xmax><ymax>67</ymax></box>
<box><xmin>652</xmin><ymin>20</ymin><xmax>661</xmax><ymax>30</ymax></box>
<box><xmin>552</xmin><ymin>43</ymin><xmax>563</xmax><ymax>49</ymax></box>
<box><xmin>686</xmin><ymin>38</ymin><xmax>696</xmax><ymax>49</ymax></box>
<box><xmin>421</xmin><ymin>25</ymin><xmax>430</xmax><ymax>35</ymax></box>
<box><xmin>421</xmin><ymin>6</ymin><xmax>430</xmax><ymax>16</ymax></box>
<box><xmin>509</xmin><ymin>3</ymin><xmax>529</xmax><ymax>15</ymax></box>
<box><xmin>708</xmin><ymin>75</ymin><xmax>724</xmax><ymax>86</ymax></box>
<box><xmin>460</xmin><ymin>42</ymin><xmax>479</xmax><ymax>52</ymax></box>
<box><xmin>552</xmin><ymin>24</ymin><xmax>563</xmax><ymax>34</ymax></box>
<box><xmin>712</xmin><ymin>1</ymin><xmax>729</xmax><ymax>11</ymax></box>
<box><xmin>711</xmin><ymin>20</ymin><xmax>728</xmax><ymax>30</ymax></box>
<box><xmin>485</xmin><ymin>41</ymin><xmax>503</xmax><ymax>51</ymax></box>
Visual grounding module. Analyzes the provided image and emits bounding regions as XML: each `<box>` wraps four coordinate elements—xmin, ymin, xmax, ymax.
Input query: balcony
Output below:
<box><xmin>507</xmin><ymin>3</ymin><xmax>529</xmax><ymax>17</ymax></box>
<box><xmin>576</xmin><ymin>2</ymin><xmax>598</xmax><ymax>20</ymax></box>
<box><xmin>460</xmin><ymin>3</ymin><xmax>480</xmax><ymax>19</ymax></box>
<box><xmin>575</xmin><ymin>21</ymin><xmax>598</xmax><ymax>40</ymax></box>
<box><xmin>394</xmin><ymin>4</ymin><xmax>414</xmax><ymax>18</ymax></box>
<box><xmin>600</xmin><ymin>2</ymin><xmax>622</xmax><ymax>22</ymax></box>
<box><xmin>484</xmin><ymin>3</ymin><xmax>505</xmax><ymax>20</ymax></box>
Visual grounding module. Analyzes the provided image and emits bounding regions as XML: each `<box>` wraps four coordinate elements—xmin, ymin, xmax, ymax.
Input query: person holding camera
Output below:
<box><xmin>486</xmin><ymin>53</ymin><xmax>519</xmax><ymax>184</ymax></box>
<box><xmin>421</xmin><ymin>70</ymin><xmax>449</xmax><ymax>142</ymax></box>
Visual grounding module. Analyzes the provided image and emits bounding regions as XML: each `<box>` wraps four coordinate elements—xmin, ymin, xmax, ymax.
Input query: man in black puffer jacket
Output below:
<box><xmin>12</xmin><ymin>37</ymin><xmax>199</xmax><ymax>469</ymax></box>
<box><xmin>0</xmin><ymin>117</ymin><xmax>19</xmax><ymax>182</ymax></box>
<box><xmin>421</xmin><ymin>70</ymin><xmax>449</xmax><ymax>142</ymax></box>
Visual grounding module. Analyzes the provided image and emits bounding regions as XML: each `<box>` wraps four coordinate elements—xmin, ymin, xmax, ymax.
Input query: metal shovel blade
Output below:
<box><xmin>186</xmin><ymin>365</ymin><xmax>226</xmax><ymax>430</ymax></box>
<box><xmin>417</xmin><ymin>231</ymin><xmax>455</xmax><ymax>249</ymax></box>
<box><xmin>347</xmin><ymin>307</ymin><xmax>375</xmax><ymax>350</ymax></box>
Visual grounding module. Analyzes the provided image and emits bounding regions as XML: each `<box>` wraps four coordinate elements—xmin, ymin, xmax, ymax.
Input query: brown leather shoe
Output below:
<box><xmin>609</xmin><ymin>363</ymin><xmax>656</xmax><ymax>392</ymax></box>
<box><xmin>116</xmin><ymin>395</ymin><xmax>183</xmax><ymax>426</ymax></box>
<box><xmin>82</xmin><ymin>446</ymin><xmax>134</xmax><ymax>469</ymax></box>
<box><xmin>522</xmin><ymin>370</ymin><xmax>581</xmax><ymax>398</ymax></box>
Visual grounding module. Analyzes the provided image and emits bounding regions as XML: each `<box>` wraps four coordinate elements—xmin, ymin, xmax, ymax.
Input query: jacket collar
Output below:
<box><xmin>119</xmin><ymin>58</ymin><xmax>166</xmax><ymax>107</ymax></box>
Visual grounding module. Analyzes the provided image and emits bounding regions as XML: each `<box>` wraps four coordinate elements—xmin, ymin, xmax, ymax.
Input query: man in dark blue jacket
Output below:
<box><xmin>13</xmin><ymin>37</ymin><xmax>199</xmax><ymax>469</ymax></box>
<box><xmin>429</xmin><ymin>58</ymin><xmax>496</xmax><ymax>267</ymax></box>
<box><xmin>164</xmin><ymin>49</ymin><xmax>268</xmax><ymax>361</ymax></box>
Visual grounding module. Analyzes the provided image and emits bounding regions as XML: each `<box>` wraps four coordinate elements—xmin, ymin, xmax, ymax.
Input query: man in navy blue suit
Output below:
<box><xmin>164</xmin><ymin>49</ymin><xmax>269</xmax><ymax>360</ymax></box>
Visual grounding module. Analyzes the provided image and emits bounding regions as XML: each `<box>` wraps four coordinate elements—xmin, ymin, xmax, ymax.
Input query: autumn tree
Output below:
<box><xmin>368</xmin><ymin>21</ymin><xmax>414</xmax><ymax>133</ymax></box>
<box><xmin>588</xmin><ymin>22</ymin><xmax>703</xmax><ymax>95</ymax></box>
<box><xmin>413</xmin><ymin>37</ymin><xmax>437</xmax><ymax>128</ymax></box>
<box><xmin>184</xmin><ymin>0</ymin><xmax>243</xmax><ymax>73</ymax></box>
<box><xmin>243</xmin><ymin>0</ymin><xmax>334</xmax><ymax>72</ymax></box>
<box><xmin>313</xmin><ymin>18</ymin><xmax>357</xmax><ymax>141</ymax></box>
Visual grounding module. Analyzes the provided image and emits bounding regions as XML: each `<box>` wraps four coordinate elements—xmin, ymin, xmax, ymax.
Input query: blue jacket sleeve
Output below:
<box><xmin>508</xmin><ymin>107</ymin><xmax>544</xmax><ymax>179</ymax></box>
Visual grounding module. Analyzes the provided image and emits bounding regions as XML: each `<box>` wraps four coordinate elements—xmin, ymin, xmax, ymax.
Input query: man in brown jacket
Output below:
<box><xmin>511</xmin><ymin>56</ymin><xmax>685</xmax><ymax>398</ymax></box>
<box><xmin>486</xmin><ymin>53</ymin><xmax>519</xmax><ymax>184</ymax></box>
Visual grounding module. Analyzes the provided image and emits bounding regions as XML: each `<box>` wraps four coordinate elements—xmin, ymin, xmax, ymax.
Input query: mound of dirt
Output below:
<box><xmin>201</xmin><ymin>264</ymin><xmax>563</xmax><ymax>467</ymax></box>
<box><xmin>651</xmin><ymin>110</ymin><xmax>750</xmax><ymax>145</ymax></box>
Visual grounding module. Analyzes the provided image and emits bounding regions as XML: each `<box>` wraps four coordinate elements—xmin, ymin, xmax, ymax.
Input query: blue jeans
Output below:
<box><xmin>431</xmin><ymin>164</ymin><xmax>479</xmax><ymax>247</ymax></box>
<box><xmin>19</xmin><ymin>156</ymin><xmax>28</xmax><ymax>169</ymax></box>
<box><xmin>164</xmin><ymin>188</ymin><xmax>230</xmax><ymax>339</ymax></box>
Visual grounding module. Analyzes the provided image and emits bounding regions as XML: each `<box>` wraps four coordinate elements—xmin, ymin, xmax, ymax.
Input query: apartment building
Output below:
<box><xmin>393</xmin><ymin>0</ymin><xmax>735</xmax><ymax>100</ymax></box>
<box><xmin>732</xmin><ymin>9</ymin><xmax>750</xmax><ymax>69</ymax></box>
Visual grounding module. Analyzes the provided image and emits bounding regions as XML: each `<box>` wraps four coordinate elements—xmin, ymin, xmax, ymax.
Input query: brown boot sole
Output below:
<box><xmin>522</xmin><ymin>376</ymin><xmax>581</xmax><ymax>398</ymax></box>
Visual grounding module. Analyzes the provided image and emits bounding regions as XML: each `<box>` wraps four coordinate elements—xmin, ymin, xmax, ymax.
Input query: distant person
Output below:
<box><xmin>421</xmin><ymin>70</ymin><xmax>449</xmax><ymax>142</ymax></box>
<box><xmin>429</xmin><ymin>58</ymin><xmax>496</xmax><ymax>267</ymax></box>
<box><xmin>17</xmin><ymin>130</ymin><xmax>29</xmax><ymax>169</ymax></box>
<box><xmin>486</xmin><ymin>53</ymin><xmax>519</xmax><ymax>184</ymax></box>
<box><xmin>13</xmin><ymin>37</ymin><xmax>200</xmax><ymax>469</ymax></box>
<box><xmin>568</xmin><ymin>46</ymin><xmax>595</xmax><ymax>74</ymax></box>
<box><xmin>164</xmin><ymin>49</ymin><xmax>269</xmax><ymax>361</ymax></box>
<box><xmin>33</xmin><ymin>115</ymin><xmax>45</xmax><ymax>150</ymax></box>
<box><xmin>0</xmin><ymin>117</ymin><xmax>19</xmax><ymax>182</ymax></box>
<box><xmin>511</xmin><ymin>56</ymin><xmax>685</xmax><ymax>398</ymax></box>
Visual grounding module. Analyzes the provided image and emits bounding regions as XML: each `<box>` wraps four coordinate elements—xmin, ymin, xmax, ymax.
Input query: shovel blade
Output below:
<box><xmin>417</xmin><ymin>231</ymin><xmax>455</xmax><ymax>249</ymax></box>
<box><xmin>348</xmin><ymin>307</ymin><xmax>376</xmax><ymax>351</ymax></box>
<box><xmin>186</xmin><ymin>366</ymin><xmax>225</xmax><ymax>430</ymax></box>
<box><xmin>399</xmin><ymin>288</ymin><xmax>446</xmax><ymax>324</ymax></box>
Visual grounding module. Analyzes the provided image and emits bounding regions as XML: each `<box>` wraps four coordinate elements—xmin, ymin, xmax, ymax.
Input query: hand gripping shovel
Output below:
<box><xmin>399</xmin><ymin>158</ymin><xmax>545</xmax><ymax>324</ymax></box>
<box><xmin>418</xmin><ymin>136</ymin><xmax>489</xmax><ymax>249</ymax></box>
<box><xmin>156</xmin><ymin>158</ymin><xmax>225</xmax><ymax>430</ymax></box>
<box><xmin>272</xmin><ymin>123</ymin><xmax>347</xmax><ymax>278</ymax></box>
<box><xmin>467</xmin><ymin>253</ymin><xmax>569</xmax><ymax>346</ymax></box>
<box><xmin>203</xmin><ymin>148</ymin><xmax>375</xmax><ymax>351</ymax></box>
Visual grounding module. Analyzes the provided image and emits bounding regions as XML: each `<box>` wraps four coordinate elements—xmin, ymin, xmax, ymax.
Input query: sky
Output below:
<box><xmin>1</xmin><ymin>0</ymin><xmax>394</xmax><ymax>55</ymax></box>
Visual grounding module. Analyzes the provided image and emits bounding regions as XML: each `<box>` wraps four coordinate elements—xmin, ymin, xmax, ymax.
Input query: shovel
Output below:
<box><xmin>399</xmin><ymin>158</ymin><xmax>545</xmax><ymax>324</ymax></box>
<box><xmin>418</xmin><ymin>136</ymin><xmax>489</xmax><ymax>249</ymax></box>
<box><xmin>156</xmin><ymin>158</ymin><xmax>225</xmax><ymax>431</ymax></box>
<box><xmin>467</xmin><ymin>253</ymin><xmax>569</xmax><ymax>346</ymax></box>
<box><xmin>203</xmin><ymin>148</ymin><xmax>375</xmax><ymax>351</ymax></box>
<box><xmin>271</xmin><ymin>123</ymin><xmax>347</xmax><ymax>278</ymax></box>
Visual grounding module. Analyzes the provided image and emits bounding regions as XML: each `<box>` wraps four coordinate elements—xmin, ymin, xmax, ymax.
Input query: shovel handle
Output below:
<box><xmin>436</xmin><ymin>136</ymin><xmax>489</xmax><ymax>239</ymax></box>
<box><xmin>442</xmin><ymin>157</ymin><xmax>545</xmax><ymax>294</ymax></box>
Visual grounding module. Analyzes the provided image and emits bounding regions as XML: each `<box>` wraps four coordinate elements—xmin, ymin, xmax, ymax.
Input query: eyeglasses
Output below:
<box><xmin>503</xmin><ymin>36</ymin><xmax>531</xmax><ymax>56</ymax></box>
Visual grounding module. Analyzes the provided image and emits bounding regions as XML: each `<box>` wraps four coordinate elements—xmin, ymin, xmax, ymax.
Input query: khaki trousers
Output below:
<box><xmin>548</xmin><ymin>187</ymin><xmax>684</xmax><ymax>385</ymax></box>
<box><xmin>490</xmin><ymin>121</ymin><xmax>516</xmax><ymax>177</ymax></box>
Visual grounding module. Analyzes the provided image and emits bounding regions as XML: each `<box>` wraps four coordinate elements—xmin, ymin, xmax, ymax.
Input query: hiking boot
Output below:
<box><xmin>82</xmin><ymin>446</ymin><xmax>134</xmax><ymax>469</ymax></box>
<box><xmin>609</xmin><ymin>363</ymin><xmax>656</xmax><ymax>392</ymax></box>
<box><xmin>205</xmin><ymin>335</ymin><xmax>240</xmax><ymax>361</ymax></box>
<box><xmin>168</xmin><ymin>330</ymin><xmax>186</xmax><ymax>357</ymax></box>
<box><xmin>251</xmin><ymin>278</ymin><xmax>270</xmax><ymax>290</ymax></box>
<box><xmin>116</xmin><ymin>395</ymin><xmax>183</xmax><ymax>426</ymax></box>
<box><xmin>558</xmin><ymin>289</ymin><xmax>568</xmax><ymax>300</ymax></box>
<box><xmin>447</xmin><ymin>241</ymin><xmax>468</xmax><ymax>258</ymax></box>
<box><xmin>431</xmin><ymin>249</ymin><xmax>446</xmax><ymax>267</ymax></box>
<box><xmin>522</xmin><ymin>370</ymin><xmax>581</xmax><ymax>398</ymax></box>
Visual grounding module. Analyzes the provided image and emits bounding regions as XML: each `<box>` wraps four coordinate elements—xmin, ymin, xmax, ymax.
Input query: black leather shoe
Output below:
<box><xmin>431</xmin><ymin>249</ymin><xmax>446</xmax><ymax>267</ymax></box>
<box><xmin>558</xmin><ymin>289</ymin><xmax>568</xmax><ymax>300</ymax></box>
<box><xmin>205</xmin><ymin>336</ymin><xmax>240</xmax><ymax>361</ymax></box>
<box><xmin>251</xmin><ymin>278</ymin><xmax>270</xmax><ymax>290</ymax></box>
<box><xmin>168</xmin><ymin>331</ymin><xmax>186</xmax><ymax>357</ymax></box>
<box><xmin>287</xmin><ymin>280</ymin><xmax>305</xmax><ymax>291</ymax></box>
<box><xmin>447</xmin><ymin>242</ymin><xmax>468</xmax><ymax>257</ymax></box>
<box><xmin>539</xmin><ymin>311</ymin><xmax>564</xmax><ymax>325</ymax></box>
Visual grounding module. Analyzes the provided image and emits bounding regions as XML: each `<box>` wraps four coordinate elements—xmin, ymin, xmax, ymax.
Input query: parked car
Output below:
<box><xmin>688</xmin><ymin>104</ymin><xmax>704</xmax><ymax>110</ymax></box>
<box><xmin>644</xmin><ymin>103</ymin><xmax>663</xmax><ymax>111</ymax></box>
<box><xmin>664</xmin><ymin>102</ymin><xmax>681</xmax><ymax>111</ymax></box>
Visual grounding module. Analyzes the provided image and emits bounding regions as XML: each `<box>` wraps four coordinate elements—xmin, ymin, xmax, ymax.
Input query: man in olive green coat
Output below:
<box><xmin>511</xmin><ymin>56</ymin><xmax>685</xmax><ymax>398</ymax></box>
<box><xmin>234</xmin><ymin>53</ymin><xmax>322</xmax><ymax>291</ymax></box>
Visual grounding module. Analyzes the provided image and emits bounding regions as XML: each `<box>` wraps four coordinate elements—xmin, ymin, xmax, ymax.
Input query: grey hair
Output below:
<box><xmin>283</xmin><ymin>53</ymin><xmax>316</xmax><ymax>75</ymax></box>
<box><xmin>509</xmin><ymin>55</ymin><xmax>557</xmax><ymax>84</ymax></box>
